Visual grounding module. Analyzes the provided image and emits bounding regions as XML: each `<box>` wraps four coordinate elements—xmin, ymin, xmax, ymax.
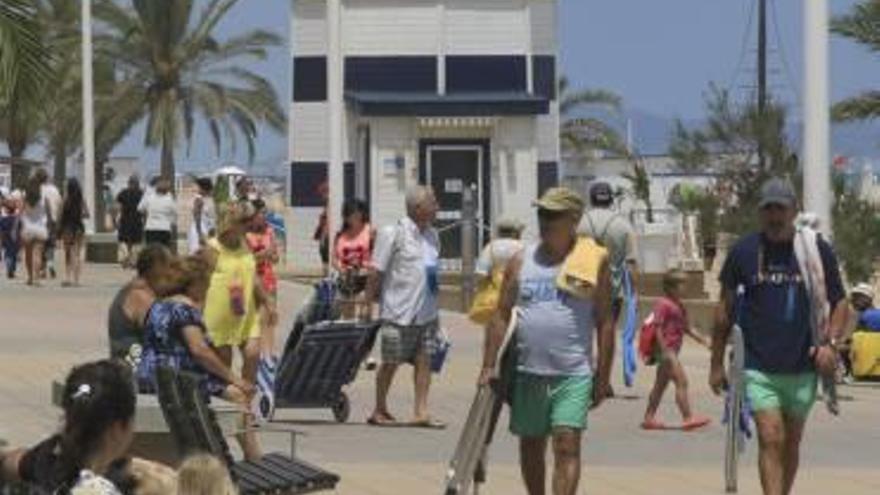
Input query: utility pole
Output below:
<box><xmin>756</xmin><ymin>0</ymin><xmax>768</xmax><ymax>170</ymax></box>
<box><xmin>804</xmin><ymin>0</ymin><xmax>832</xmax><ymax>236</ymax></box>
<box><xmin>81</xmin><ymin>0</ymin><xmax>95</xmax><ymax>234</ymax></box>
<box><xmin>327</xmin><ymin>0</ymin><xmax>343</xmax><ymax>257</ymax></box>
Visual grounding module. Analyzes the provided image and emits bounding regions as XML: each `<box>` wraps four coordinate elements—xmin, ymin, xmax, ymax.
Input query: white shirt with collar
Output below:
<box><xmin>373</xmin><ymin>216</ymin><xmax>440</xmax><ymax>327</ymax></box>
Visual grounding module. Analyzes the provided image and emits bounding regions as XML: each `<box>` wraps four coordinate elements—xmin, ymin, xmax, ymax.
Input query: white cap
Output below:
<box><xmin>851</xmin><ymin>283</ymin><xmax>875</xmax><ymax>300</ymax></box>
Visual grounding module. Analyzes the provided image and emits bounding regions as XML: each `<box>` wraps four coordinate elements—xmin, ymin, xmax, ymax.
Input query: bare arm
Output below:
<box><xmin>708</xmin><ymin>288</ymin><xmax>735</xmax><ymax>394</ymax></box>
<box><xmin>193</xmin><ymin>197</ymin><xmax>204</xmax><ymax>240</ymax></box>
<box><xmin>182</xmin><ymin>326</ymin><xmax>241</xmax><ymax>387</ymax></box>
<box><xmin>1</xmin><ymin>448</ymin><xmax>25</xmax><ymax>482</ymax></box>
<box><xmin>592</xmin><ymin>258</ymin><xmax>614</xmax><ymax>407</ymax></box>
<box><xmin>479</xmin><ymin>254</ymin><xmax>523</xmax><ymax>380</ymax></box>
<box><xmin>828</xmin><ymin>298</ymin><xmax>849</xmax><ymax>343</ymax></box>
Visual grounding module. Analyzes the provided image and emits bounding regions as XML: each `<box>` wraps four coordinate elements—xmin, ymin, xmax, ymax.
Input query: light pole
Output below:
<box><xmin>803</xmin><ymin>0</ymin><xmax>831</xmax><ymax>236</ymax></box>
<box><xmin>81</xmin><ymin>0</ymin><xmax>96</xmax><ymax>234</ymax></box>
<box><xmin>326</xmin><ymin>0</ymin><xmax>343</xmax><ymax>252</ymax></box>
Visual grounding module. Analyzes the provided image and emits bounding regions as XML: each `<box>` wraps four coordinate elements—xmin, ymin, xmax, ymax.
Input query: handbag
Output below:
<box><xmin>468</xmin><ymin>246</ymin><xmax>504</xmax><ymax>325</ymax></box>
<box><xmin>431</xmin><ymin>327</ymin><xmax>451</xmax><ymax>373</ymax></box>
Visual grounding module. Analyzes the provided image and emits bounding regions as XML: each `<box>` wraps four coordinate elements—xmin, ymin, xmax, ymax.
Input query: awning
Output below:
<box><xmin>346</xmin><ymin>91</ymin><xmax>550</xmax><ymax>117</ymax></box>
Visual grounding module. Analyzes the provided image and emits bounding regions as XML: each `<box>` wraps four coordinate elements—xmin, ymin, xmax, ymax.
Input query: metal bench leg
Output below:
<box><xmin>290</xmin><ymin>430</ymin><xmax>297</xmax><ymax>459</ymax></box>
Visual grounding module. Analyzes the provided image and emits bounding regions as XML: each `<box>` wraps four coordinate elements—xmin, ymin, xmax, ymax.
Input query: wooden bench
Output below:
<box><xmin>51</xmin><ymin>379</ymin><xmax>239</xmax><ymax>465</ymax></box>
<box><xmin>156</xmin><ymin>367</ymin><xmax>339</xmax><ymax>494</ymax></box>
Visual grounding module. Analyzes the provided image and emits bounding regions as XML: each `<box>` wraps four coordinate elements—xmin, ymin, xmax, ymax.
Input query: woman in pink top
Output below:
<box><xmin>333</xmin><ymin>199</ymin><xmax>374</xmax><ymax>318</ymax></box>
<box><xmin>246</xmin><ymin>199</ymin><xmax>279</xmax><ymax>354</ymax></box>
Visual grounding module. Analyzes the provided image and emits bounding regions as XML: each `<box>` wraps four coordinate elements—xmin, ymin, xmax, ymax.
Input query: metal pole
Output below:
<box><xmin>757</xmin><ymin>0</ymin><xmax>767</xmax><ymax>170</ymax></box>
<box><xmin>804</xmin><ymin>0</ymin><xmax>832</xmax><ymax>236</ymax></box>
<box><xmin>461</xmin><ymin>184</ymin><xmax>477</xmax><ymax>311</ymax></box>
<box><xmin>82</xmin><ymin>0</ymin><xmax>95</xmax><ymax>234</ymax></box>
<box><xmin>326</xmin><ymin>0</ymin><xmax>343</xmax><ymax>260</ymax></box>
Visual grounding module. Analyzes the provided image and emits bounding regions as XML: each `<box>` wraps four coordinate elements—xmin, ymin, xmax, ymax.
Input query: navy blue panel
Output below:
<box><xmin>345</xmin><ymin>56</ymin><xmax>437</xmax><ymax>93</ymax></box>
<box><xmin>532</xmin><ymin>56</ymin><xmax>556</xmax><ymax>100</ymax></box>
<box><xmin>446</xmin><ymin>56</ymin><xmax>526</xmax><ymax>93</ymax></box>
<box><xmin>346</xmin><ymin>91</ymin><xmax>549</xmax><ymax>116</ymax></box>
<box><xmin>538</xmin><ymin>161</ymin><xmax>559</xmax><ymax>197</ymax></box>
<box><xmin>343</xmin><ymin>162</ymin><xmax>355</xmax><ymax>201</ymax></box>
<box><xmin>293</xmin><ymin>57</ymin><xmax>327</xmax><ymax>102</ymax></box>
<box><xmin>290</xmin><ymin>162</ymin><xmax>327</xmax><ymax>207</ymax></box>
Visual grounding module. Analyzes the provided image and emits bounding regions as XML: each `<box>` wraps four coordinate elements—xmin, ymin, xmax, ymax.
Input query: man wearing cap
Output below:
<box><xmin>710</xmin><ymin>178</ymin><xmax>847</xmax><ymax>495</ymax></box>
<box><xmin>479</xmin><ymin>187</ymin><xmax>614</xmax><ymax>495</ymax></box>
<box><xmin>475</xmin><ymin>217</ymin><xmax>525</xmax><ymax>281</ymax></box>
<box><xmin>578</xmin><ymin>181</ymin><xmax>639</xmax><ymax>398</ymax></box>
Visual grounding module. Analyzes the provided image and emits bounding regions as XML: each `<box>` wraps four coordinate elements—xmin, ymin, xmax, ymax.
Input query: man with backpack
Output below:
<box><xmin>579</xmin><ymin>181</ymin><xmax>639</xmax><ymax>398</ymax></box>
<box><xmin>709</xmin><ymin>178</ymin><xmax>847</xmax><ymax>495</ymax></box>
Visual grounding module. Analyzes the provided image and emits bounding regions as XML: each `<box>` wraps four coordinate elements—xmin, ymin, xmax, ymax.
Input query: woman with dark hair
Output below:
<box><xmin>115</xmin><ymin>176</ymin><xmax>145</xmax><ymax>269</ymax></box>
<box><xmin>188</xmin><ymin>177</ymin><xmax>217</xmax><ymax>254</ymax></box>
<box><xmin>59</xmin><ymin>178</ymin><xmax>89</xmax><ymax>287</ymax></box>
<box><xmin>20</xmin><ymin>173</ymin><xmax>50</xmax><ymax>286</ymax></box>
<box><xmin>1</xmin><ymin>360</ymin><xmax>137</xmax><ymax>493</ymax></box>
<box><xmin>332</xmin><ymin>198</ymin><xmax>374</xmax><ymax>318</ymax></box>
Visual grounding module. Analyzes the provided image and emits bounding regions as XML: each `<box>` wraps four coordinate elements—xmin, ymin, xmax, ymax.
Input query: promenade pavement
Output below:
<box><xmin>1</xmin><ymin>264</ymin><xmax>878</xmax><ymax>494</ymax></box>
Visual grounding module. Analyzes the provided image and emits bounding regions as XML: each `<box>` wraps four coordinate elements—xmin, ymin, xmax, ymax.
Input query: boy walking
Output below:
<box><xmin>642</xmin><ymin>269</ymin><xmax>711</xmax><ymax>430</ymax></box>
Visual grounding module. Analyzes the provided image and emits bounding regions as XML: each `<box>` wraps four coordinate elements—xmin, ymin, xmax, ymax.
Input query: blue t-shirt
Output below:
<box><xmin>857</xmin><ymin>308</ymin><xmax>880</xmax><ymax>332</ymax></box>
<box><xmin>720</xmin><ymin>233</ymin><xmax>844</xmax><ymax>373</ymax></box>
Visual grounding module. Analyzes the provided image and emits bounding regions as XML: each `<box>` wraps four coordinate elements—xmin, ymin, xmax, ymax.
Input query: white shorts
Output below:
<box><xmin>21</xmin><ymin>225</ymin><xmax>48</xmax><ymax>243</ymax></box>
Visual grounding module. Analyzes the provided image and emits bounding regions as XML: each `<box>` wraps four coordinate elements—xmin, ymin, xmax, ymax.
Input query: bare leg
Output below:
<box><xmin>73</xmin><ymin>237</ymin><xmax>83</xmax><ymax>285</ymax></box>
<box><xmin>216</xmin><ymin>346</ymin><xmax>233</xmax><ymax>368</ymax></box>
<box><xmin>782</xmin><ymin>415</ymin><xmax>807</xmax><ymax>495</ymax></box>
<box><xmin>667</xmin><ymin>355</ymin><xmax>694</xmax><ymax>420</ymax></box>
<box><xmin>644</xmin><ymin>359</ymin><xmax>672</xmax><ymax>422</ymax></box>
<box><xmin>551</xmin><ymin>428</ymin><xmax>582</xmax><ymax>495</ymax></box>
<box><xmin>754</xmin><ymin>410</ymin><xmax>787</xmax><ymax>495</ymax></box>
<box><xmin>24</xmin><ymin>241</ymin><xmax>34</xmax><ymax>284</ymax></box>
<box><xmin>63</xmin><ymin>240</ymin><xmax>73</xmax><ymax>285</ymax></box>
<box><xmin>240</xmin><ymin>338</ymin><xmax>261</xmax><ymax>385</ymax></box>
<box><xmin>412</xmin><ymin>351</ymin><xmax>432</xmax><ymax>421</ymax></box>
<box><xmin>370</xmin><ymin>362</ymin><xmax>398</xmax><ymax>421</ymax></box>
<box><xmin>224</xmin><ymin>385</ymin><xmax>262</xmax><ymax>461</ymax></box>
<box><xmin>33</xmin><ymin>242</ymin><xmax>43</xmax><ymax>284</ymax></box>
<box><xmin>519</xmin><ymin>436</ymin><xmax>548</xmax><ymax>495</ymax></box>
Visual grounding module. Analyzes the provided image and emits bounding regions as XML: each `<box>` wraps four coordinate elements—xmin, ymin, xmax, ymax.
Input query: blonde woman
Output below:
<box><xmin>176</xmin><ymin>455</ymin><xmax>237</xmax><ymax>495</ymax></box>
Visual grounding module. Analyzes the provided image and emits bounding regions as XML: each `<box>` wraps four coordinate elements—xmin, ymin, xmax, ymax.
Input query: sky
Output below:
<box><xmin>8</xmin><ymin>0</ymin><xmax>878</xmax><ymax>173</ymax></box>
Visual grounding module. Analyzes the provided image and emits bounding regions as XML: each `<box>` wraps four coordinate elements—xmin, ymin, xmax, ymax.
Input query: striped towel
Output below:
<box><xmin>251</xmin><ymin>353</ymin><xmax>279</xmax><ymax>423</ymax></box>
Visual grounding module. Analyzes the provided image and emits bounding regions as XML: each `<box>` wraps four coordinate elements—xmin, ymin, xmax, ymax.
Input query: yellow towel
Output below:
<box><xmin>556</xmin><ymin>236</ymin><xmax>608</xmax><ymax>299</ymax></box>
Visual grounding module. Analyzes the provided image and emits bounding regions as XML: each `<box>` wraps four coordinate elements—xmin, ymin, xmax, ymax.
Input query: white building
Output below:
<box><xmin>289</xmin><ymin>0</ymin><xmax>560</xmax><ymax>270</ymax></box>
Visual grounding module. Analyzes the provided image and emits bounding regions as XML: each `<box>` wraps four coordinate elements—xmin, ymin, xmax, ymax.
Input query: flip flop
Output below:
<box><xmin>682</xmin><ymin>416</ymin><xmax>712</xmax><ymax>431</ymax></box>
<box><xmin>409</xmin><ymin>418</ymin><xmax>447</xmax><ymax>430</ymax></box>
<box><xmin>366</xmin><ymin>414</ymin><xmax>401</xmax><ymax>427</ymax></box>
<box><xmin>640</xmin><ymin>419</ymin><xmax>667</xmax><ymax>431</ymax></box>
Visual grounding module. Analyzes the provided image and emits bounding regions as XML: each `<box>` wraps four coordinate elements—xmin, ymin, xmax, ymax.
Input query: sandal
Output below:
<box><xmin>366</xmin><ymin>413</ymin><xmax>400</xmax><ymax>427</ymax></box>
<box><xmin>409</xmin><ymin>417</ymin><xmax>447</xmax><ymax>430</ymax></box>
<box><xmin>682</xmin><ymin>416</ymin><xmax>712</xmax><ymax>431</ymax></box>
<box><xmin>640</xmin><ymin>419</ymin><xmax>667</xmax><ymax>431</ymax></box>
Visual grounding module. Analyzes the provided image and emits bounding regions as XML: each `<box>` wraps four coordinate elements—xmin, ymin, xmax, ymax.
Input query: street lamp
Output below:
<box><xmin>803</xmin><ymin>0</ymin><xmax>831</xmax><ymax>236</ymax></box>
<box><xmin>82</xmin><ymin>0</ymin><xmax>96</xmax><ymax>234</ymax></box>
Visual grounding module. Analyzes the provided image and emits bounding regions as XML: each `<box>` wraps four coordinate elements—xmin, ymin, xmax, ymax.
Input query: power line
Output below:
<box><xmin>726</xmin><ymin>0</ymin><xmax>757</xmax><ymax>94</ymax></box>
<box><xmin>769</xmin><ymin>0</ymin><xmax>802</xmax><ymax>107</ymax></box>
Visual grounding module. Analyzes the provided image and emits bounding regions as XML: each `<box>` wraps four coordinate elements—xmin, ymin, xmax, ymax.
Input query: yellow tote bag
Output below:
<box><xmin>468</xmin><ymin>247</ymin><xmax>504</xmax><ymax>325</ymax></box>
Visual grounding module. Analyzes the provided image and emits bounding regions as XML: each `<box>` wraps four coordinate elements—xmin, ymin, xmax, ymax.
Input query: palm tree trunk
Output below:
<box><xmin>160</xmin><ymin>127</ymin><xmax>175</xmax><ymax>186</ymax></box>
<box><xmin>94</xmin><ymin>158</ymin><xmax>107</xmax><ymax>232</ymax></box>
<box><xmin>52</xmin><ymin>143</ymin><xmax>66</xmax><ymax>190</ymax></box>
<box><xmin>8</xmin><ymin>143</ymin><xmax>28</xmax><ymax>190</ymax></box>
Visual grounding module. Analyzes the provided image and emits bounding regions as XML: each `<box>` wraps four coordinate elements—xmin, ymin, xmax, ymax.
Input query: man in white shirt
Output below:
<box><xmin>366</xmin><ymin>185</ymin><xmax>444</xmax><ymax>428</ymax></box>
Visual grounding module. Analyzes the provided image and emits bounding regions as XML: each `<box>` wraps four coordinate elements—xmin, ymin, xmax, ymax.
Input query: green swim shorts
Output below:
<box><xmin>509</xmin><ymin>373</ymin><xmax>592</xmax><ymax>437</ymax></box>
<box><xmin>744</xmin><ymin>370</ymin><xmax>818</xmax><ymax>419</ymax></box>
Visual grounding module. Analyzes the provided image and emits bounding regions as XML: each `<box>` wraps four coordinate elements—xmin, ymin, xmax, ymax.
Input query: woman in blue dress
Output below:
<box><xmin>136</xmin><ymin>254</ymin><xmax>262</xmax><ymax>460</ymax></box>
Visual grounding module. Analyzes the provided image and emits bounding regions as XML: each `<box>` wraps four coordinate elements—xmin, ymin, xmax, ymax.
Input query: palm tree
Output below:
<box><xmin>94</xmin><ymin>0</ymin><xmax>285</xmax><ymax>183</ymax></box>
<box><xmin>559</xmin><ymin>76</ymin><xmax>626</xmax><ymax>162</ymax></box>
<box><xmin>36</xmin><ymin>0</ymin><xmax>82</xmax><ymax>189</ymax></box>
<box><xmin>831</xmin><ymin>1</ymin><xmax>880</xmax><ymax>122</ymax></box>
<box><xmin>0</xmin><ymin>0</ymin><xmax>52</xmax><ymax>188</ymax></box>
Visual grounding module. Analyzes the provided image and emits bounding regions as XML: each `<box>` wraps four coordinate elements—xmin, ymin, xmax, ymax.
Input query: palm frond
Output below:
<box><xmin>832</xmin><ymin>91</ymin><xmax>880</xmax><ymax>122</ymax></box>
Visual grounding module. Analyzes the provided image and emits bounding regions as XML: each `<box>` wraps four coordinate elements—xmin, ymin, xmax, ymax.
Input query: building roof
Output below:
<box><xmin>345</xmin><ymin>91</ymin><xmax>549</xmax><ymax>117</ymax></box>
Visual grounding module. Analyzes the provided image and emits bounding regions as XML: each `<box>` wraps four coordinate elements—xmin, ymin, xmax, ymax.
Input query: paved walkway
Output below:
<box><xmin>1</xmin><ymin>264</ymin><xmax>879</xmax><ymax>494</ymax></box>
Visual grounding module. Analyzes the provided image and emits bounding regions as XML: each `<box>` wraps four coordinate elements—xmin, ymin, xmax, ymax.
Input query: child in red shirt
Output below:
<box><xmin>642</xmin><ymin>269</ymin><xmax>711</xmax><ymax>431</ymax></box>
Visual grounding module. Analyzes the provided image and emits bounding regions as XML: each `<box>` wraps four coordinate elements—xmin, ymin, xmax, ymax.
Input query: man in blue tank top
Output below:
<box><xmin>479</xmin><ymin>187</ymin><xmax>615</xmax><ymax>495</ymax></box>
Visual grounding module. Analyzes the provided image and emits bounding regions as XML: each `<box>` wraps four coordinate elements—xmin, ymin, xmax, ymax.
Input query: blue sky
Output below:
<box><xmin>15</xmin><ymin>0</ymin><xmax>876</xmax><ymax>172</ymax></box>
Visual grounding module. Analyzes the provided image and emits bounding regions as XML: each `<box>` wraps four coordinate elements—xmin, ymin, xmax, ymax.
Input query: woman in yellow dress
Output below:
<box><xmin>203</xmin><ymin>202</ymin><xmax>268</xmax><ymax>457</ymax></box>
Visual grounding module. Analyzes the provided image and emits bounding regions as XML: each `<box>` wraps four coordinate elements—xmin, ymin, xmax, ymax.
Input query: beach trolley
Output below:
<box><xmin>274</xmin><ymin>279</ymin><xmax>380</xmax><ymax>422</ymax></box>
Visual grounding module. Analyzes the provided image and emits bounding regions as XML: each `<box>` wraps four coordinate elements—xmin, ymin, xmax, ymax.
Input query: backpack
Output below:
<box><xmin>638</xmin><ymin>312</ymin><xmax>658</xmax><ymax>365</ymax></box>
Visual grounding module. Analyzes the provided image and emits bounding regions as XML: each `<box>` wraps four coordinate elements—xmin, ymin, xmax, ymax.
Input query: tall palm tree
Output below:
<box><xmin>36</xmin><ymin>0</ymin><xmax>82</xmax><ymax>189</ymax></box>
<box><xmin>0</xmin><ymin>0</ymin><xmax>52</xmax><ymax>188</ymax></box>
<box><xmin>831</xmin><ymin>1</ymin><xmax>880</xmax><ymax>122</ymax></box>
<box><xmin>559</xmin><ymin>76</ymin><xmax>626</xmax><ymax>162</ymax></box>
<box><xmin>94</xmin><ymin>0</ymin><xmax>285</xmax><ymax>183</ymax></box>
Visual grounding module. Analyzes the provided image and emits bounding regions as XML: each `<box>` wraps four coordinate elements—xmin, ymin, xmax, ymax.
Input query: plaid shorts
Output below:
<box><xmin>380</xmin><ymin>320</ymin><xmax>439</xmax><ymax>365</ymax></box>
